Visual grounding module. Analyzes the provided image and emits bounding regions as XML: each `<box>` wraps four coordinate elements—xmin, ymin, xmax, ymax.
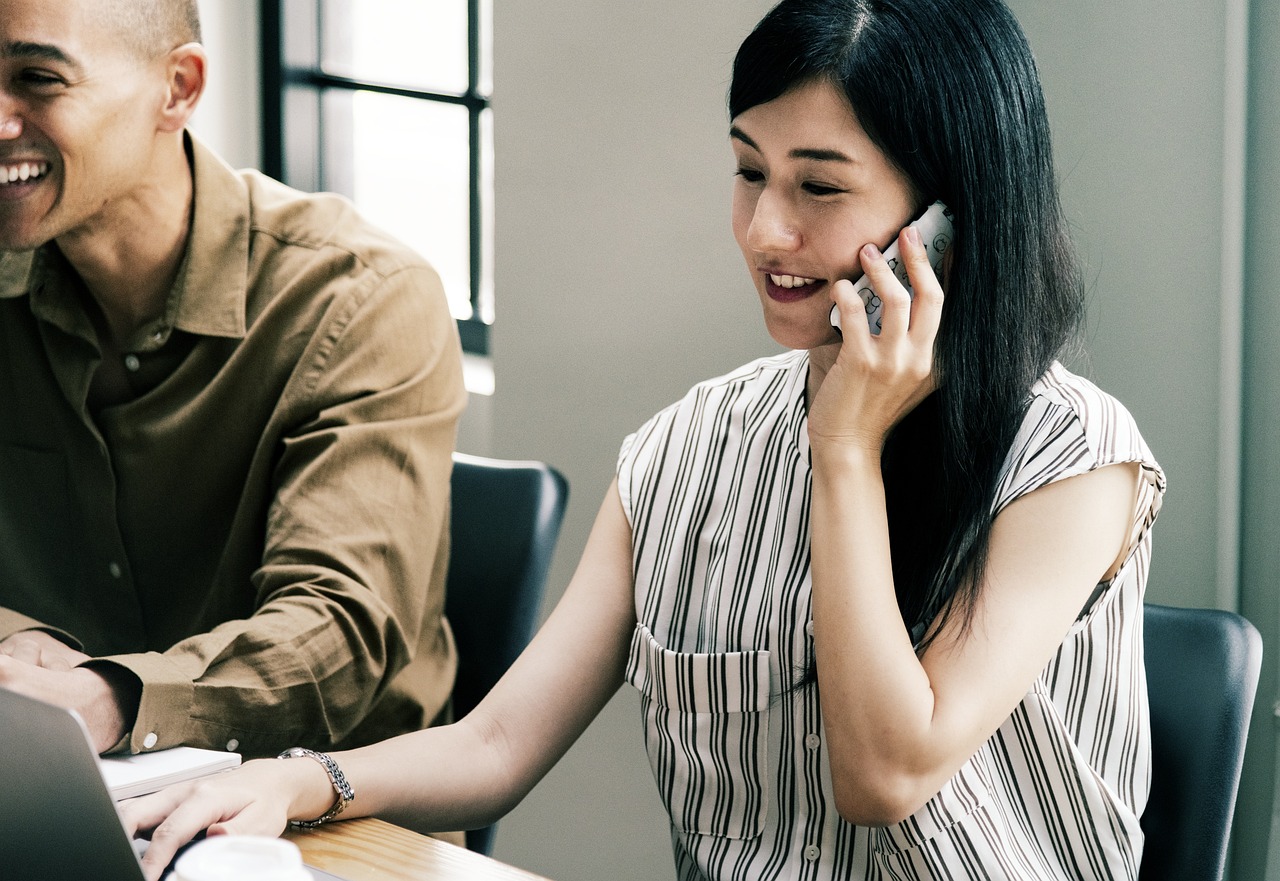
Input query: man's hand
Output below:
<box><xmin>0</xmin><ymin>630</ymin><xmax>90</xmax><ymax>671</ymax></box>
<box><xmin>0</xmin><ymin>649</ymin><xmax>141</xmax><ymax>753</ymax></box>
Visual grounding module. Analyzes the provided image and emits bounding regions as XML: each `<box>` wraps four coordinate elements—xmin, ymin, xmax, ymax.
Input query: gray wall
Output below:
<box><xmin>1243</xmin><ymin>0</ymin><xmax>1280</xmax><ymax>876</ymax></box>
<box><xmin>194</xmin><ymin>1</ymin><xmax>1277</xmax><ymax>878</ymax></box>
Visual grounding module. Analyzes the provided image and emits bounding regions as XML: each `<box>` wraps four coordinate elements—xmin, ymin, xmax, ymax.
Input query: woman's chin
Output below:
<box><xmin>761</xmin><ymin>311</ymin><xmax>840</xmax><ymax>351</ymax></box>
<box><xmin>764</xmin><ymin>324</ymin><xmax>843</xmax><ymax>352</ymax></box>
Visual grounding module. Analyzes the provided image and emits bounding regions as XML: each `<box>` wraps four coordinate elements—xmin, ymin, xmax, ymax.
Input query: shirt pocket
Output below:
<box><xmin>625</xmin><ymin>622</ymin><xmax>771</xmax><ymax>840</ymax></box>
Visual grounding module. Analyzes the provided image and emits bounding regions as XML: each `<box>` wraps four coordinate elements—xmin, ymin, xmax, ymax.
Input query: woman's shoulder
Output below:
<box><xmin>682</xmin><ymin>349</ymin><xmax>808</xmax><ymax>400</ymax></box>
<box><xmin>1026</xmin><ymin>362</ymin><xmax>1150</xmax><ymax>460</ymax></box>
<box><xmin>995</xmin><ymin>362</ymin><xmax>1165</xmax><ymax>513</ymax></box>
<box><xmin>641</xmin><ymin>350</ymin><xmax>807</xmax><ymax>429</ymax></box>
<box><xmin>616</xmin><ymin>350</ymin><xmax>808</xmax><ymax>500</ymax></box>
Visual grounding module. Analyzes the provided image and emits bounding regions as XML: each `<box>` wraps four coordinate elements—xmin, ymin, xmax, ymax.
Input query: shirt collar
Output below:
<box><xmin>168</xmin><ymin>132</ymin><xmax>250</xmax><ymax>340</ymax></box>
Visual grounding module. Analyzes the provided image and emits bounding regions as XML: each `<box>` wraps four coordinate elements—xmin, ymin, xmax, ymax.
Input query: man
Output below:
<box><xmin>0</xmin><ymin>0</ymin><xmax>465</xmax><ymax>758</ymax></box>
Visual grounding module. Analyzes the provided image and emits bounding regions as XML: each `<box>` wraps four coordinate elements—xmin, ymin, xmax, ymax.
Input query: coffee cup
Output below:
<box><xmin>172</xmin><ymin>835</ymin><xmax>311</xmax><ymax>881</ymax></box>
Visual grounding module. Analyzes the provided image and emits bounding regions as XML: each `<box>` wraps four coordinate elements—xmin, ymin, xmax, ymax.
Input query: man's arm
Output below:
<box><xmin>126</xmin><ymin>265</ymin><xmax>463</xmax><ymax>756</ymax></box>
<box><xmin>3</xmin><ymin>264</ymin><xmax>465</xmax><ymax>756</ymax></box>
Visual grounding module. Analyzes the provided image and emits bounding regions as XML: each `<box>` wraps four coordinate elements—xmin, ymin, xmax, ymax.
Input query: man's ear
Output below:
<box><xmin>157</xmin><ymin>43</ymin><xmax>207</xmax><ymax>133</ymax></box>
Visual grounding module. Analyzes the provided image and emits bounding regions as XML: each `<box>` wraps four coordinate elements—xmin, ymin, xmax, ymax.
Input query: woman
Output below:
<box><xmin>125</xmin><ymin>0</ymin><xmax>1163</xmax><ymax>878</ymax></box>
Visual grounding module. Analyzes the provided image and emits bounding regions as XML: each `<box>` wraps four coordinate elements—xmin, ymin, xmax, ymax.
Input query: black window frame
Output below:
<box><xmin>260</xmin><ymin>0</ymin><xmax>492</xmax><ymax>355</ymax></box>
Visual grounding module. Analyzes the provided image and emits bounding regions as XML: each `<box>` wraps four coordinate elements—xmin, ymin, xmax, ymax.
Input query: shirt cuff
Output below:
<box><xmin>97</xmin><ymin>651</ymin><xmax>196</xmax><ymax>754</ymax></box>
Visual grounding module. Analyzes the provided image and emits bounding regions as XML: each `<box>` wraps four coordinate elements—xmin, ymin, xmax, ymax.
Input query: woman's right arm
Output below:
<box><xmin>123</xmin><ymin>480</ymin><xmax>638</xmax><ymax>881</ymax></box>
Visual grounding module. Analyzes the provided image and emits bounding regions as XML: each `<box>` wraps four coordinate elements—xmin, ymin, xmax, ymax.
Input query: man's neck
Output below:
<box><xmin>56</xmin><ymin>139</ymin><xmax>194</xmax><ymax>348</ymax></box>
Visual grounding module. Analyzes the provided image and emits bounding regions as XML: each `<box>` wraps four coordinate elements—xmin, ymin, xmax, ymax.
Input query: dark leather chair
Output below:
<box><xmin>444</xmin><ymin>453</ymin><xmax>569</xmax><ymax>855</ymax></box>
<box><xmin>1140</xmin><ymin>603</ymin><xmax>1262</xmax><ymax>881</ymax></box>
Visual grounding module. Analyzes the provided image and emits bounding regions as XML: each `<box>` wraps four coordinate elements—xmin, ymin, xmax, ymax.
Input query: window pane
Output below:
<box><xmin>322</xmin><ymin>91</ymin><xmax>473</xmax><ymax>320</ymax></box>
<box><xmin>319</xmin><ymin>0</ymin><xmax>470</xmax><ymax>94</ymax></box>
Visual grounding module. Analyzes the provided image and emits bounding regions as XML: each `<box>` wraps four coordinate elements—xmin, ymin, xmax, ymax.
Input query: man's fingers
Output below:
<box><xmin>8</xmin><ymin>639</ymin><xmax>41</xmax><ymax>665</ymax></box>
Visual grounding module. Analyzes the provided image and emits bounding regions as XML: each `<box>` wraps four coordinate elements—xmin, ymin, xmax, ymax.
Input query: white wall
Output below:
<box><xmin>189</xmin><ymin>0</ymin><xmax>260</xmax><ymax>170</ymax></box>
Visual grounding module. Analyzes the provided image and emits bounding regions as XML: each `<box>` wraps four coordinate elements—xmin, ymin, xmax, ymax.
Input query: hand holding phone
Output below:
<box><xmin>830</xmin><ymin>201</ymin><xmax>954</xmax><ymax>336</ymax></box>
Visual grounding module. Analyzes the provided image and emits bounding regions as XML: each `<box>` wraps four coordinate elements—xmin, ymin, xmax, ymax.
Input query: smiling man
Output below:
<box><xmin>0</xmin><ymin>0</ymin><xmax>465</xmax><ymax>760</ymax></box>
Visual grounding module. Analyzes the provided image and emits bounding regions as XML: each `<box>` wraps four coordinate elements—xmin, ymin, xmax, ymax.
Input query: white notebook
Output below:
<box><xmin>99</xmin><ymin>746</ymin><xmax>242</xmax><ymax>800</ymax></box>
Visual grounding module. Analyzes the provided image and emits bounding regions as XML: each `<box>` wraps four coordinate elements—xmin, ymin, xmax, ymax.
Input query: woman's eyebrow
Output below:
<box><xmin>729</xmin><ymin>125</ymin><xmax>760</xmax><ymax>151</ymax></box>
<box><xmin>791</xmin><ymin>147</ymin><xmax>855</xmax><ymax>163</ymax></box>
<box><xmin>729</xmin><ymin>126</ymin><xmax>855</xmax><ymax>164</ymax></box>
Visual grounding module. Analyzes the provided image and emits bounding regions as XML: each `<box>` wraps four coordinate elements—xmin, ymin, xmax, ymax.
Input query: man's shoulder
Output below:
<box><xmin>235</xmin><ymin>169</ymin><xmax>430</xmax><ymax>279</ymax></box>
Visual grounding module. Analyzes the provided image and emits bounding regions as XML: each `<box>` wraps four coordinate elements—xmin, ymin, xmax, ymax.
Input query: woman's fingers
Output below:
<box><xmin>122</xmin><ymin>765</ymin><xmax>291</xmax><ymax>881</ymax></box>
<box><xmin>858</xmin><ymin>242</ymin><xmax>912</xmax><ymax>339</ymax></box>
<box><xmin>830</xmin><ymin>277</ymin><xmax>871</xmax><ymax>342</ymax></box>
<box><xmin>899</xmin><ymin>225</ymin><xmax>945</xmax><ymax>343</ymax></box>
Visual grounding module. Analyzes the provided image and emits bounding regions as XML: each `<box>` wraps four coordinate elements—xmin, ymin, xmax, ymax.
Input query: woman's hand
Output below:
<box><xmin>809</xmin><ymin>225</ymin><xmax>944</xmax><ymax>454</ymax></box>
<box><xmin>120</xmin><ymin>757</ymin><xmax>328</xmax><ymax>881</ymax></box>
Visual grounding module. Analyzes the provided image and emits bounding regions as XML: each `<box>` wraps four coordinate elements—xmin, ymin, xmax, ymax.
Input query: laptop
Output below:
<box><xmin>0</xmin><ymin>687</ymin><xmax>349</xmax><ymax>880</ymax></box>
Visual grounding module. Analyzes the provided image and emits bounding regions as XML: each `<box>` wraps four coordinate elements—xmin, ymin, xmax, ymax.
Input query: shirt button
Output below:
<box><xmin>805</xmin><ymin>620</ymin><xmax>815</xmax><ymax>637</ymax></box>
<box><xmin>805</xmin><ymin>733</ymin><xmax>821</xmax><ymax>750</ymax></box>
<box><xmin>108</xmin><ymin>562</ymin><xmax>122</xmax><ymax>578</ymax></box>
<box><xmin>226</xmin><ymin>739</ymin><xmax>240</xmax><ymax>752</ymax></box>
<box><xmin>123</xmin><ymin>354</ymin><xmax>141</xmax><ymax>372</ymax></box>
<box><xmin>804</xmin><ymin>844</ymin><xmax>821</xmax><ymax>861</ymax></box>
<box><xmin>142</xmin><ymin>732</ymin><xmax>158</xmax><ymax>749</ymax></box>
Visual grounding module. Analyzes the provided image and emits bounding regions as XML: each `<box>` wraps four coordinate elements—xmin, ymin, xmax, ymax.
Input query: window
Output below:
<box><xmin>261</xmin><ymin>0</ymin><xmax>493</xmax><ymax>356</ymax></box>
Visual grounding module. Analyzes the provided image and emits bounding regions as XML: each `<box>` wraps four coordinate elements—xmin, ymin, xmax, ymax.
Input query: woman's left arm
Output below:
<box><xmin>810</xmin><ymin>452</ymin><xmax>1138</xmax><ymax>826</ymax></box>
<box><xmin>810</xmin><ymin>231</ymin><xmax>1141</xmax><ymax>826</ymax></box>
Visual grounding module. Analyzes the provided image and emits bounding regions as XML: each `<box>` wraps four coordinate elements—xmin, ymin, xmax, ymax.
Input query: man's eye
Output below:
<box><xmin>735</xmin><ymin>167</ymin><xmax>765</xmax><ymax>183</ymax></box>
<box><xmin>17</xmin><ymin>70</ymin><xmax>65</xmax><ymax>90</ymax></box>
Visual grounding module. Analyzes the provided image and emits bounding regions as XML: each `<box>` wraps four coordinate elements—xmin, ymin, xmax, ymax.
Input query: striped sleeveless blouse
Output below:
<box><xmin>617</xmin><ymin>350</ymin><xmax>1165</xmax><ymax>881</ymax></box>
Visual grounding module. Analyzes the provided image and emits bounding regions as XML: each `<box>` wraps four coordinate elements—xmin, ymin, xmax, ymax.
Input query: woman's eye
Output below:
<box><xmin>735</xmin><ymin>167</ymin><xmax>765</xmax><ymax>183</ymax></box>
<box><xmin>803</xmin><ymin>182</ymin><xmax>844</xmax><ymax>196</ymax></box>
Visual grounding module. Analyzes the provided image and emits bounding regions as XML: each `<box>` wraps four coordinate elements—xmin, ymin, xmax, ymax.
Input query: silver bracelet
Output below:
<box><xmin>277</xmin><ymin>746</ymin><xmax>355</xmax><ymax>827</ymax></box>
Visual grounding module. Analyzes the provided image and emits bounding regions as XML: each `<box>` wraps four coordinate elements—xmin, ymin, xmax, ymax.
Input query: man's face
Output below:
<box><xmin>0</xmin><ymin>0</ymin><xmax>166</xmax><ymax>251</ymax></box>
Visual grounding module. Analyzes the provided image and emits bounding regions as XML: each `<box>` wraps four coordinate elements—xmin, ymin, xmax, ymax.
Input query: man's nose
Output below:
<box><xmin>0</xmin><ymin>106</ymin><xmax>22</xmax><ymax>140</ymax></box>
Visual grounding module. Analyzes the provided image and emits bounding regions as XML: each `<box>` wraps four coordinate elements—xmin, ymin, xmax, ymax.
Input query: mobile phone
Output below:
<box><xmin>829</xmin><ymin>201</ymin><xmax>954</xmax><ymax>336</ymax></box>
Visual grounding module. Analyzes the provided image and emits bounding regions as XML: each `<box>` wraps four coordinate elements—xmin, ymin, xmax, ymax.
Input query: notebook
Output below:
<box><xmin>0</xmin><ymin>687</ymin><xmax>349</xmax><ymax>880</ymax></box>
<box><xmin>102</xmin><ymin>745</ymin><xmax>242</xmax><ymax>800</ymax></box>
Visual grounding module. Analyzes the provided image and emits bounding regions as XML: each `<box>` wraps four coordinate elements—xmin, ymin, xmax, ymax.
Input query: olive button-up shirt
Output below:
<box><xmin>0</xmin><ymin>135</ymin><xmax>465</xmax><ymax>757</ymax></box>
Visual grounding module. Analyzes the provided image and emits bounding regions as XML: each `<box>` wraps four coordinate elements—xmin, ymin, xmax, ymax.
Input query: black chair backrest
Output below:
<box><xmin>1140</xmin><ymin>603</ymin><xmax>1262</xmax><ymax>881</ymax></box>
<box><xmin>444</xmin><ymin>453</ymin><xmax>569</xmax><ymax>855</ymax></box>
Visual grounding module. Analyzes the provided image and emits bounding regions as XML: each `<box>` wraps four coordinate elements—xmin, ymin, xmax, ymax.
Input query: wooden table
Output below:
<box><xmin>285</xmin><ymin>817</ymin><xmax>550</xmax><ymax>881</ymax></box>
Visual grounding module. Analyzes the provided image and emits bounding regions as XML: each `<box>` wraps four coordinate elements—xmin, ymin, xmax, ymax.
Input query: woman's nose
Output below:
<box><xmin>746</xmin><ymin>190</ymin><xmax>801</xmax><ymax>253</ymax></box>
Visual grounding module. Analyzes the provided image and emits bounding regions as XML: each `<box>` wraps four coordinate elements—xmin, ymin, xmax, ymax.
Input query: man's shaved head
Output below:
<box><xmin>95</xmin><ymin>0</ymin><xmax>201</xmax><ymax>58</ymax></box>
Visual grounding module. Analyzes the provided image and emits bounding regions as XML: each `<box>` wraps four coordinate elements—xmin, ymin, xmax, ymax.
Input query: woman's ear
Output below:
<box><xmin>157</xmin><ymin>43</ymin><xmax>207</xmax><ymax>134</ymax></box>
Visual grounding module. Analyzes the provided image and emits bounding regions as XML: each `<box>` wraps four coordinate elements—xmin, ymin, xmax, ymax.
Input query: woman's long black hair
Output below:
<box><xmin>731</xmin><ymin>0</ymin><xmax>1084</xmax><ymax>645</ymax></box>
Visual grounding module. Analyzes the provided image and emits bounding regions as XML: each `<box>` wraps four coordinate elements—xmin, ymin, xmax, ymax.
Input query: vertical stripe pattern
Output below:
<box><xmin>617</xmin><ymin>352</ymin><xmax>1165</xmax><ymax>881</ymax></box>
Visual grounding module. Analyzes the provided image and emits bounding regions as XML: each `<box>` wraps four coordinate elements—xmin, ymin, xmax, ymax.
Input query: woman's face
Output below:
<box><xmin>731</xmin><ymin>78</ymin><xmax>918</xmax><ymax>352</ymax></box>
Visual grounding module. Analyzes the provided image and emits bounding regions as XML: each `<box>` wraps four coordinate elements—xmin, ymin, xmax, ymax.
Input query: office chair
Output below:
<box><xmin>1139</xmin><ymin>602</ymin><xmax>1262</xmax><ymax>881</ymax></box>
<box><xmin>444</xmin><ymin>452</ymin><xmax>569</xmax><ymax>855</ymax></box>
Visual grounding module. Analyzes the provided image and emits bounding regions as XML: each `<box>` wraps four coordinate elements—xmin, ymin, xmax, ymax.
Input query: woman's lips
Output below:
<box><xmin>763</xmin><ymin>271</ymin><xmax>825</xmax><ymax>303</ymax></box>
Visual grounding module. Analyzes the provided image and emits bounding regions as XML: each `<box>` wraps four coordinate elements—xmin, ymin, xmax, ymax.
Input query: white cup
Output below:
<box><xmin>172</xmin><ymin>835</ymin><xmax>311</xmax><ymax>881</ymax></box>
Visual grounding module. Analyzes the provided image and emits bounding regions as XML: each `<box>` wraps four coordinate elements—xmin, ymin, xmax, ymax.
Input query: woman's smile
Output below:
<box><xmin>763</xmin><ymin>271</ymin><xmax>825</xmax><ymax>303</ymax></box>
